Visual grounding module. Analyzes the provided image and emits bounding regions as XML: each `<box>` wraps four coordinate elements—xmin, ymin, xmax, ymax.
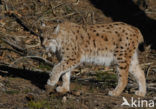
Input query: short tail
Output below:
<box><xmin>138</xmin><ymin>30</ymin><xmax>144</xmax><ymax>44</ymax></box>
<box><xmin>137</xmin><ymin>29</ymin><xmax>145</xmax><ymax>51</ymax></box>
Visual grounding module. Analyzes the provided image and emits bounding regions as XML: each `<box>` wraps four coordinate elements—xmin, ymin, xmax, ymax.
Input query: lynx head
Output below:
<box><xmin>41</xmin><ymin>24</ymin><xmax>60</xmax><ymax>53</ymax></box>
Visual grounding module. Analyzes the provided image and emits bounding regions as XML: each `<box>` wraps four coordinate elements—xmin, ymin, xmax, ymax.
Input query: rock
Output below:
<box><xmin>62</xmin><ymin>96</ymin><xmax>67</xmax><ymax>103</ymax></box>
<box><xmin>26</xmin><ymin>93</ymin><xmax>35</xmax><ymax>101</ymax></box>
<box><xmin>0</xmin><ymin>83</ymin><xmax>5</xmax><ymax>92</ymax></box>
<box><xmin>0</xmin><ymin>83</ymin><xmax>4</xmax><ymax>87</ymax></box>
<box><xmin>153</xmin><ymin>97</ymin><xmax>156</xmax><ymax>100</ymax></box>
<box><xmin>67</xmin><ymin>94</ymin><xmax>75</xmax><ymax>99</ymax></box>
<box><xmin>72</xmin><ymin>90</ymin><xmax>82</xmax><ymax>96</ymax></box>
<box><xmin>81</xmin><ymin>104</ymin><xmax>88</xmax><ymax>109</ymax></box>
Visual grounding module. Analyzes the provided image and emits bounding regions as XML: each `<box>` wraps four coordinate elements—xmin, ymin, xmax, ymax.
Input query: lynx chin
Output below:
<box><xmin>41</xmin><ymin>21</ymin><xmax>146</xmax><ymax>97</ymax></box>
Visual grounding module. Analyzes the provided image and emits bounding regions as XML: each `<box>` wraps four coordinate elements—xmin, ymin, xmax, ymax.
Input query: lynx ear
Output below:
<box><xmin>53</xmin><ymin>24</ymin><xmax>60</xmax><ymax>34</ymax></box>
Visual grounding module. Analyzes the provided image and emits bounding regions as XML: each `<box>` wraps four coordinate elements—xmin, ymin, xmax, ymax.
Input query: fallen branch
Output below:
<box><xmin>148</xmin><ymin>87</ymin><xmax>156</xmax><ymax>90</ymax></box>
<box><xmin>145</xmin><ymin>10</ymin><xmax>156</xmax><ymax>14</ymax></box>
<box><xmin>53</xmin><ymin>2</ymin><xmax>67</xmax><ymax>10</ymax></box>
<box><xmin>0</xmin><ymin>34</ymin><xmax>26</xmax><ymax>54</ymax></box>
<box><xmin>0</xmin><ymin>61</ymin><xmax>9</xmax><ymax>66</ymax></box>
<box><xmin>146</xmin><ymin>65</ymin><xmax>151</xmax><ymax>77</ymax></box>
<box><xmin>0</xmin><ymin>64</ymin><xmax>51</xmax><ymax>74</ymax></box>
<box><xmin>0</xmin><ymin>47</ymin><xmax>24</xmax><ymax>56</ymax></box>
<box><xmin>91</xmin><ymin>12</ymin><xmax>95</xmax><ymax>24</ymax></box>
<box><xmin>148</xmin><ymin>83</ymin><xmax>156</xmax><ymax>87</ymax></box>
<box><xmin>41</xmin><ymin>12</ymin><xmax>78</xmax><ymax>21</ymax></box>
<box><xmin>147</xmin><ymin>83</ymin><xmax>156</xmax><ymax>90</ymax></box>
<box><xmin>9</xmin><ymin>56</ymin><xmax>54</xmax><ymax>67</ymax></box>
<box><xmin>5</xmin><ymin>12</ymin><xmax>41</xmax><ymax>38</ymax></box>
<box><xmin>140</xmin><ymin>62</ymin><xmax>153</xmax><ymax>67</ymax></box>
<box><xmin>25</xmin><ymin>37</ymin><xmax>41</xmax><ymax>49</ymax></box>
<box><xmin>72</xmin><ymin>0</ymin><xmax>80</xmax><ymax>5</ymax></box>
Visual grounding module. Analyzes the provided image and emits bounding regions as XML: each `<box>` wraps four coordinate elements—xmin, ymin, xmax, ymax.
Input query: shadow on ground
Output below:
<box><xmin>0</xmin><ymin>65</ymin><xmax>49</xmax><ymax>89</ymax></box>
<box><xmin>90</xmin><ymin>0</ymin><xmax>156</xmax><ymax>49</ymax></box>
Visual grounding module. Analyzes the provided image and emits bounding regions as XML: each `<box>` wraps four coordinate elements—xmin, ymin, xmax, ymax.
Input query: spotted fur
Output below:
<box><xmin>42</xmin><ymin>21</ymin><xmax>146</xmax><ymax>97</ymax></box>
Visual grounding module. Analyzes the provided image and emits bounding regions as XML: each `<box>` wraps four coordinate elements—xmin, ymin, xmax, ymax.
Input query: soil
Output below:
<box><xmin>0</xmin><ymin>0</ymin><xmax>156</xmax><ymax>109</ymax></box>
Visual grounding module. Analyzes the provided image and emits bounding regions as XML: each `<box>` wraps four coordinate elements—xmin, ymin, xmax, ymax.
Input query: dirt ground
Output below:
<box><xmin>0</xmin><ymin>0</ymin><xmax>156</xmax><ymax>109</ymax></box>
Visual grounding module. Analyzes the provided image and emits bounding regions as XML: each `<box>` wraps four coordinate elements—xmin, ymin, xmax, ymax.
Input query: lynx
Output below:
<box><xmin>41</xmin><ymin>21</ymin><xmax>146</xmax><ymax>97</ymax></box>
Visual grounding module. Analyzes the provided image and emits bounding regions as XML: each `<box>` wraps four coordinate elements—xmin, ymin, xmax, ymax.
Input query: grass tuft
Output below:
<box><xmin>27</xmin><ymin>100</ymin><xmax>50</xmax><ymax>109</ymax></box>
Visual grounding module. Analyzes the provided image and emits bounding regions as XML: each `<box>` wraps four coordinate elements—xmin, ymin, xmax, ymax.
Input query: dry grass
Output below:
<box><xmin>0</xmin><ymin>0</ymin><xmax>156</xmax><ymax>109</ymax></box>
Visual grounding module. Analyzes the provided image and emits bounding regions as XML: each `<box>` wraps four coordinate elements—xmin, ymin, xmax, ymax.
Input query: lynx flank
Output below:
<box><xmin>41</xmin><ymin>21</ymin><xmax>146</xmax><ymax>97</ymax></box>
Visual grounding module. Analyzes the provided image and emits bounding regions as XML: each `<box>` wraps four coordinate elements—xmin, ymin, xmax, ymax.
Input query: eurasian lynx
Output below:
<box><xmin>41</xmin><ymin>21</ymin><xmax>146</xmax><ymax>97</ymax></box>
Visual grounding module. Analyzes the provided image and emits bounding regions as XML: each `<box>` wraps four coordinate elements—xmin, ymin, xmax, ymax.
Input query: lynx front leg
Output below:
<box><xmin>46</xmin><ymin>58</ymin><xmax>80</xmax><ymax>93</ymax></box>
<box><xmin>56</xmin><ymin>71</ymin><xmax>71</xmax><ymax>93</ymax></box>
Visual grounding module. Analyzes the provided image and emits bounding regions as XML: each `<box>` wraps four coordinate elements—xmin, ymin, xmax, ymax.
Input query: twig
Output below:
<box><xmin>5</xmin><ymin>12</ymin><xmax>41</xmax><ymax>38</ymax></box>
<box><xmin>141</xmin><ymin>62</ymin><xmax>153</xmax><ymax>67</ymax></box>
<box><xmin>3</xmin><ymin>0</ymin><xmax>9</xmax><ymax>11</ymax></box>
<box><xmin>147</xmin><ymin>83</ymin><xmax>156</xmax><ymax>90</ymax></box>
<box><xmin>53</xmin><ymin>2</ymin><xmax>66</xmax><ymax>10</ymax></box>
<box><xmin>30</xmin><ymin>2</ymin><xmax>67</xmax><ymax>28</ymax></box>
<box><xmin>25</xmin><ymin>43</ymin><xmax>40</xmax><ymax>48</ymax></box>
<box><xmin>145</xmin><ymin>10</ymin><xmax>156</xmax><ymax>14</ymax></box>
<box><xmin>9</xmin><ymin>56</ymin><xmax>54</xmax><ymax>67</ymax></box>
<box><xmin>148</xmin><ymin>83</ymin><xmax>156</xmax><ymax>87</ymax></box>
<box><xmin>148</xmin><ymin>87</ymin><xmax>156</xmax><ymax>90</ymax></box>
<box><xmin>72</xmin><ymin>0</ymin><xmax>80</xmax><ymax>5</ymax></box>
<box><xmin>0</xmin><ymin>62</ymin><xmax>9</xmax><ymax>66</ymax></box>
<box><xmin>146</xmin><ymin>65</ymin><xmax>151</xmax><ymax>77</ymax></box>
<box><xmin>91</xmin><ymin>12</ymin><xmax>95</xmax><ymax>24</ymax></box>
<box><xmin>151</xmin><ymin>67</ymin><xmax>156</xmax><ymax>73</ymax></box>
<box><xmin>0</xmin><ymin>37</ymin><xmax>26</xmax><ymax>54</ymax></box>
<box><xmin>50</xmin><ymin>2</ymin><xmax>56</xmax><ymax>17</ymax></box>
<box><xmin>74</xmin><ymin>8</ymin><xmax>86</xmax><ymax>25</ymax></box>
<box><xmin>0</xmin><ymin>47</ymin><xmax>24</xmax><ymax>56</ymax></box>
<box><xmin>41</xmin><ymin>12</ymin><xmax>78</xmax><ymax>21</ymax></box>
<box><xmin>25</xmin><ymin>36</ymin><xmax>41</xmax><ymax>49</ymax></box>
<box><xmin>0</xmin><ymin>70</ymin><xmax>8</xmax><ymax>73</ymax></box>
<box><xmin>0</xmin><ymin>64</ymin><xmax>51</xmax><ymax>74</ymax></box>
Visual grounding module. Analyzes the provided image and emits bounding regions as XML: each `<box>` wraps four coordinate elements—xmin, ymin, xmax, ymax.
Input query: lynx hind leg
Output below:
<box><xmin>109</xmin><ymin>59</ymin><xmax>129</xmax><ymax>96</ymax></box>
<box><xmin>129</xmin><ymin>51</ymin><xmax>146</xmax><ymax>97</ymax></box>
<box><xmin>56</xmin><ymin>71</ymin><xmax>71</xmax><ymax>93</ymax></box>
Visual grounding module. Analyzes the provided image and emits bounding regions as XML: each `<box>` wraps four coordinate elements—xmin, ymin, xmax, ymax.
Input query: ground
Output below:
<box><xmin>0</xmin><ymin>0</ymin><xmax>156</xmax><ymax>109</ymax></box>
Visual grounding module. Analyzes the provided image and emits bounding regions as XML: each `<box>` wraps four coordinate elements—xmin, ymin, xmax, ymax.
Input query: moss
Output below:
<box><xmin>95</xmin><ymin>71</ymin><xmax>117</xmax><ymax>88</ymax></box>
<box><xmin>5</xmin><ymin>89</ymin><xmax>20</xmax><ymax>94</ymax></box>
<box><xmin>23</xmin><ymin>88</ymin><xmax>31</xmax><ymax>94</ymax></box>
<box><xmin>95</xmin><ymin>71</ymin><xmax>117</xmax><ymax>81</ymax></box>
<box><xmin>89</xmin><ymin>85</ymin><xmax>95</xmax><ymax>93</ymax></box>
<box><xmin>38</xmin><ymin>63</ymin><xmax>52</xmax><ymax>71</ymax></box>
<box><xmin>27</xmin><ymin>100</ymin><xmax>50</xmax><ymax>109</ymax></box>
<box><xmin>65</xmin><ymin>5</ymin><xmax>73</xmax><ymax>13</ymax></box>
<box><xmin>73</xmin><ymin>83</ymin><xmax>82</xmax><ymax>91</ymax></box>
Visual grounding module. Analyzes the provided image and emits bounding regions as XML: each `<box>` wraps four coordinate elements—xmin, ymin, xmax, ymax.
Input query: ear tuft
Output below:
<box><xmin>53</xmin><ymin>24</ymin><xmax>60</xmax><ymax>34</ymax></box>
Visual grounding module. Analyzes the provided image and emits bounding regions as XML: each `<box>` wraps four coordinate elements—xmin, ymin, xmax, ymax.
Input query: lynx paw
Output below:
<box><xmin>135</xmin><ymin>91</ymin><xmax>146</xmax><ymax>97</ymax></box>
<box><xmin>47</xmin><ymin>79</ymin><xmax>56</xmax><ymax>86</ymax></box>
<box><xmin>108</xmin><ymin>90</ymin><xmax>120</xmax><ymax>96</ymax></box>
<box><xmin>56</xmin><ymin>86</ymin><xmax>69</xmax><ymax>94</ymax></box>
